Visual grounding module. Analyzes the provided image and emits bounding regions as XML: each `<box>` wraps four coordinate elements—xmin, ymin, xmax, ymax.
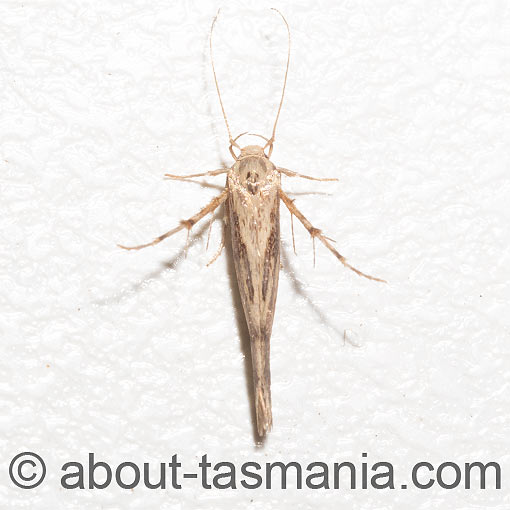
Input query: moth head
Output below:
<box><xmin>229</xmin><ymin>133</ymin><xmax>273</xmax><ymax>160</ymax></box>
<box><xmin>239</xmin><ymin>145</ymin><xmax>266</xmax><ymax>158</ymax></box>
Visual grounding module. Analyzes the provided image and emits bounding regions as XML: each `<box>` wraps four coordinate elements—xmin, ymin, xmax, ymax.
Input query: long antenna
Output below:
<box><xmin>209</xmin><ymin>8</ymin><xmax>291</xmax><ymax>157</ymax></box>
<box><xmin>210</xmin><ymin>9</ymin><xmax>235</xmax><ymax>148</ymax></box>
<box><xmin>268</xmin><ymin>8</ymin><xmax>291</xmax><ymax>155</ymax></box>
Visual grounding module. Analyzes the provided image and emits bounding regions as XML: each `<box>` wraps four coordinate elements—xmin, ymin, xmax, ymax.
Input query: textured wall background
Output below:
<box><xmin>1</xmin><ymin>0</ymin><xmax>509</xmax><ymax>508</ymax></box>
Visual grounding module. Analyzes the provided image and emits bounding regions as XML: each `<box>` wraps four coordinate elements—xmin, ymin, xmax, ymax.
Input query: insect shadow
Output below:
<box><xmin>92</xmin><ymin>215</ymin><xmax>217</xmax><ymax>307</ymax></box>
<box><xmin>279</xmin><ymin>243</ymin><xmax>344</xmax><ymax>338</ymax></box>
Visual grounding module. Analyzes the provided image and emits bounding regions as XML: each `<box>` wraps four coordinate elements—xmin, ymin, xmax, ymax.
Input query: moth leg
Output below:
<box><xmin>278</xmin><ymin>189</ymin><xmax>386</xmax><ymax>282</ymax></box>
<box><xmin>118</xmin><ymin>189</ymin><xmax>229</xmax><ymax>251</ymax></box>
<box><xmin>205</xmin><ymin>212</ymin><xmax>215</xmax><ymax>251</ymax></box>
<box><xmin>290</xmin><ymin>211</ymin><xmax>297</xmax><ymax>254</ymax></box>
<box><xmin>206</xmin><ymin>207</ymin><xmax>229</xmax><ymax>266</ymax></box>
<box><xmin>165</xmin><ymin>168</ymin><xmax>228</xmax><ymax>181</ymax></box>
<box><xmin>206</xmin><ymin>223</ymin><xmax>226</xmax><ymax>267</ymax></box>
<box><xmin>278</xmin><ymin>167</ymin><xmax>338</xmax><ymax>182</ymax></box>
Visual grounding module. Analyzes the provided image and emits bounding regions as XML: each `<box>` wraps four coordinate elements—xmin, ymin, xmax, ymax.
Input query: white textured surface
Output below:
<box><xmin>1</xmin><ymin>0</ymin><xmax>510</xmax><ymax>507</ymax></box>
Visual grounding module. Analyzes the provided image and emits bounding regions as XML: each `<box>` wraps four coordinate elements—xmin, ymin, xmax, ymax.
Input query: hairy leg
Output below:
<box><xmin>165</xmin><ymin>168</ymin><xmax>228</xmax><ymax>181</ymax></box>
<box><xmin>206</xmin><ymin>219</ymin><xmax>226</xmax><ymax>267</ymax></box>
<box><xmin>278</xmin><ymin>189</ymin><xmax>386</xmax><ymax>282</ymax></box>
<box><xmin>119</xmin><ymin>189</ymin><xmax>229</xmax><ymax>251</ymax></box>
<box><xmin>278</xmin><ymin>167</ymin><xmax>338</xmax><ymax>182</ymax></box>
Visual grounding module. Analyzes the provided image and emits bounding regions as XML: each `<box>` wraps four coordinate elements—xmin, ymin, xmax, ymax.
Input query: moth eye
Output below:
<box><xmin>247</xmin><ymin>172</ymin><xmax>251</xmax><ymax>179</ymax></box>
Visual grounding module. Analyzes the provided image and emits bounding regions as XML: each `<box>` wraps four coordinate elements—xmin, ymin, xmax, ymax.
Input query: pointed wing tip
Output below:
<box><xmin>255</xmin><ymin>404</ymin><xmax>273</xmax><ymax>439</ymax></box>
<box><xmin>256</xmin><ymin>419</ymin><xmax>273</xmax><ymax>439</ymax></box>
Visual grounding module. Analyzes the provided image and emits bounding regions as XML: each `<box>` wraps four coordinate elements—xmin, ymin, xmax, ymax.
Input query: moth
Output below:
<box><xmin>120</xmin><ymin>9</ymin><xmax>385</xmax><ymax>438</ymax></box>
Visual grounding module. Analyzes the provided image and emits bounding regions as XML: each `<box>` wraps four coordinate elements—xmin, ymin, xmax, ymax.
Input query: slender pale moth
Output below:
<box><xmin>119</xmin><ymin>9</ymin><xmax>385</xmax><ymax>438</ymax></box>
